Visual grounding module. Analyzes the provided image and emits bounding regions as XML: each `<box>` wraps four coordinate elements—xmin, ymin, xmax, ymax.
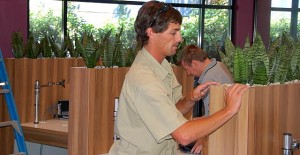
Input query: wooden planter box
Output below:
<box><xmin>5</xmin><ymin>58</ymin><xmax>298</xmax><ymax>155</ymax></box>
<box><xmin>207</xmin><ymin>83</ymin><xmax>300</xmax><ymax>155</ymax></box>
<box><xmin>68</xmin><ymin>66</ymin><xmax>194</xmax><ymax>155</ymax></box>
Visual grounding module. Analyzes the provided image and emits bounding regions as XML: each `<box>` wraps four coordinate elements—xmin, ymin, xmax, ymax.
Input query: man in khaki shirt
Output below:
<box><xmin>109</xmin><ymin>1</ymin><xmax>248</xmax><ymax>155</ymax></box>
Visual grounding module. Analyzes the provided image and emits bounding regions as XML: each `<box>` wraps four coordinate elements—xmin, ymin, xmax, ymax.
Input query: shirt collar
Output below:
<box><xmin>198</xmin><ymin>58</ymin><xmax>217</xmax><ymax>82</ymax></box>
<box><xmin>140</xmin><ymin>48</ymin><xmax>172</xmax><ymax>80</ymax></box>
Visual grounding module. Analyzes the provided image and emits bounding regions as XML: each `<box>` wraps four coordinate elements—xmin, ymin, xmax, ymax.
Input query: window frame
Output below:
<box><xmin>270</xmin><ymin>0</ymin><xmax>300</xmax><ymax>39</ymax></box>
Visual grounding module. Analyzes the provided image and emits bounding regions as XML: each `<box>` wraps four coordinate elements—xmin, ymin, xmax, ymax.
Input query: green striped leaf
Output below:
<box><xmin>233</xmin><ymin>47</ymin><xmax>248</xmax><ymax>84</ymax></box>
<box><xmin>253</xmin><ymin>61</ymin><xmax>268</xmax><ymax>85</ymax></box>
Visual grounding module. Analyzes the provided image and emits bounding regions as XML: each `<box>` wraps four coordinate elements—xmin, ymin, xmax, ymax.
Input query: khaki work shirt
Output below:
<box><xmin>109</xmin><ymin>48</ymin><xmax>188</xmax><ymax>155</ymax></box>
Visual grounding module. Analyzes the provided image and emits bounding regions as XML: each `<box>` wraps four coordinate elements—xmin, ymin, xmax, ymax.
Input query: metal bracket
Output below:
<box><xmin>0</xmin><ymin>121</ymin><xmax>22</xmax><ymax>135</ymax></box>
<box><xmin>0</xmin><ymin>82</ymin><xmax>9</xmax><ymax>93</ymax></box>
<box><xmin>292</xmin><ymin>139</ymin><xmax>299</xmax><ymax>150</ymax></box>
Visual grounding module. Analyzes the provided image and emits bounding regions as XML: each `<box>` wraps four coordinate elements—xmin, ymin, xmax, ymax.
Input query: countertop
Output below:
<box><xmin>21</xmin><ymin>119</ymin><xmax>68</xmax><ymax>148</ymax></box>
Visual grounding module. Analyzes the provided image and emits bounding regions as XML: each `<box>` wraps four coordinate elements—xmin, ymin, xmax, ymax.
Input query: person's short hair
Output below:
<box><xmin>134</xmin><ymin>1</ymin><xmax>182</xmax><ymax>47</ymax></box>
<box><xmin>180</xmin><ymin>44</ymin><xmax>208</xmax><ymax>66</ymax></box>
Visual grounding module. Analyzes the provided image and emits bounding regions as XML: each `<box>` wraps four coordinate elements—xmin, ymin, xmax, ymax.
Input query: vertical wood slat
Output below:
<box><xmin>208</xmin><ymin>83</ymin><xmax>300</xmax><ymax>155</ymax></box>
<box><xmin>68</xmin><ymin>66</ymin><xmax>194</xmax><ymax>155</ymax></box>
<box><xmin>68</xmin><ymin>67</ymin><xmax>130</xmax><ymax>155</ymax></box>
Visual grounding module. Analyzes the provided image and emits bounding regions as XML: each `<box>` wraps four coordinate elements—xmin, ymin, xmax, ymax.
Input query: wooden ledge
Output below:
<box><xmin>21</xmin><ymin>119</ymin><xmax>68</xmax><ymax>148</ymax></box>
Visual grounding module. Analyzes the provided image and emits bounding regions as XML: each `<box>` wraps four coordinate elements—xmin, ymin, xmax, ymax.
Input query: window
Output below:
<box><xmin>29</xmin><ymin>0</ymin><xmax>63</xmax><ymax>44</ymax></box>
<box><xmin>29</xmin><ymin>0</ymin><xmax>233</xmax><ymax>60</ymax></box>
<box><xmin>270</xmin><ymin>0</ymin><xmax>300</xmax><ymax>39</ymax></box>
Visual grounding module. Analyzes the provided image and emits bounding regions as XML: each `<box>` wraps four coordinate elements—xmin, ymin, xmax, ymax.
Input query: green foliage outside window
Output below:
<box><xmin>270</xmin><ymin>18</ymin><xmax>290</xmax><ymax>40</ymax></box>
<box><xmin>27</xmin><ymin>2</ymin><xmax>230</xmax><ymax>67</ymax></box>
<box><xmin>29</xmin><ymin>9</ymin><xmax>62</xmax><ymax>44</ymax></box>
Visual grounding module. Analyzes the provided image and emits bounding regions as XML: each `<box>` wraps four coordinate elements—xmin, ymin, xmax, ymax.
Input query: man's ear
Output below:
<box><xmin>191</xmin><ymin>60</ymin><xmax>198</xmax><ymax>67</ymax></box>
<box><xmin>146</xmin><ymin>27</ymin><xmax>154</xmax><ymax>37</ymax></box>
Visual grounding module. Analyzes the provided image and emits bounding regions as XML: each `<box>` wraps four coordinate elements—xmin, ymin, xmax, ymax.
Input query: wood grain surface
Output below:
<box><xmin>208</xmin><ymin>83</ymin><xmax>300</xmax><ymax>155</ymax></box>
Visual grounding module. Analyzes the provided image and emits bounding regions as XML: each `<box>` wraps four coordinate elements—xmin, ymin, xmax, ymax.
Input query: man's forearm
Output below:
<box><xmin>176</xmin><ymin>90</ymin><xmax>197</xmax><ymax>115</ymax></box>
<box><xmin>172</xmin><ymin>107</ymin><xmax>235</xmax><ymax>145</ymax></box>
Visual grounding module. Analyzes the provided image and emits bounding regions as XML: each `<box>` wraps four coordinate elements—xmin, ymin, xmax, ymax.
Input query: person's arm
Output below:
<box><xmin>172</xmin><ymin>84</ymin><xmax>249</xmax><ymax>145</ymax></box>
<box><xmin>176</xmin><ymin>81</ymin><xmax>218</xmax><ymax>115</ymax></box>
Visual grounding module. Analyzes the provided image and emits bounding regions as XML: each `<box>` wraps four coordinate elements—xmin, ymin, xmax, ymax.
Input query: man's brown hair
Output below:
<box><xmin>134</xmin><ymin>1</ymin><xmax>182</xmax><ymax>47</ymax></box>
<box><xmin>180</xmin><ymin>44</ymin><xmax>208</xmax><ymax>66</ymax></box>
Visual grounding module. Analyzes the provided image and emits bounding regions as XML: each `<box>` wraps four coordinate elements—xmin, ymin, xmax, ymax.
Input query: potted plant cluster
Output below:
<box><xmin>10</xmin><ymin>26</ymin><xmax>141</xmax><ymax>68</ymax></box>
<box><xmin>219</xmin><ymin>32</ymin><xmax>300</xmax><ymax>85</ymax></box>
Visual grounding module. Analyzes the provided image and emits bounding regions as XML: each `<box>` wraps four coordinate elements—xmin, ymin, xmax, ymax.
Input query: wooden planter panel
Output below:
<box><xmin>208</xmin><ymin>83</ymin><xmax>300</xmax><ymax>155</ymax></box>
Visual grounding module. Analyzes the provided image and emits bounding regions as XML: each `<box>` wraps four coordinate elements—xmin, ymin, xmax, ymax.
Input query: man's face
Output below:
<box><xmin>153</xmin><ymin>23</ymin><xmax>183</xmax><ymax>56</ymax></box>
<box><xmin>181</xmin><ymin>60</ymin><xmax>202</xmax><ymax>77</ymax></box>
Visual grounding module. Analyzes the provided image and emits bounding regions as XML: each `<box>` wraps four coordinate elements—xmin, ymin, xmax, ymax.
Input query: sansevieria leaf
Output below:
<box><xmin>253</xmin><ymin>61</ymin><xmax>268</xmax><ymax>85</ymax></box>
<box><xmin>290</xmin><ymin>39</ymin><xmax>300</xmax><ymax>73</ymax></box>
<box><xmin>11</xmin><ymin>31</ymin><xmax>24</xmax><ymax>58</ymax></box>
<box><xmin>220</xmin><ymin>37</ymin><xmax>235</xmax><ymax>73</ymax></box>
<box><xmin>26</xmin><ymin>32</ymin><xmax>39</xmax><ymax>58</ymax></box>
<box><xmin>251</xmin><ymin>34</ymin><xmax>269</xmax><ymax>77</ymax></box>
<box><xmin>233</xmin><ymin>47</ymin><xmax>248</xmax><ymax>84</ymax></box>
<box><xmin>273</xmin><ymin>44</ymin><xmax>290</xmax><ymax>83</ymax></box>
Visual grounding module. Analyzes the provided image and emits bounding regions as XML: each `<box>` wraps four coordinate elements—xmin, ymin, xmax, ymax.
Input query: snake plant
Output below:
<box><xmin>220</xmin><ymin>32</ymin><xmax>300</xmax><ymax>85</ymax></box>
<box><xmin>100</xmin><ymin>29</ymin><xmax>113</xmax><ymax>67</ymax></box>
<box><xmin>63</xmin><ymin>33</ymin><xmax>77</xmax><ymax>58</ymax></box>
<box><xmin>269</xmin><ymin>32</ymin><xmax>294</xmax><ymax>83</ymax></box>
<box><xmin>11</xmin><ymin>31</ymin><xmax>25</xmax><ymax>58</ymax></box>
<box><xmin>75</xmin><ymin>32</ymin><xmax>102</xmax><ymax>68</ymax></box>
<box><xmin>233</xmin><ymin>47</ymin><xmax>249</xmax><ymax>84</ymax></box>
<box><xmin>25</xmin><ymin>31</ymin><xmax>40</xmax><ymax>58</ymax></box>
<box><xmin>49</xmin><ymin>36</ymin><xmax>64</xmax><ymax>58</ymax></box>
<box><xmin>39</xmin><ymin>35</ymin><xmax>52</xmax><ymax>58</ymax></box>
<box><xmin>219</xmin><ymin>37</ymin><xmax>235</xmax><ymax>74</ymax></box>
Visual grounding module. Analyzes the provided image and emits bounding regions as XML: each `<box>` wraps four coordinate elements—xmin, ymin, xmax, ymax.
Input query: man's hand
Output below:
<box><xmin>189</xmin><ymin>81</ymin><xmax>219</xmax><ymax>102</ymax></box>
<box><xmin>191</xmin><ymin>137</ymin><xmax>206</xmax><ymax>154</ymax></box>
<box><xmin>224</xmin><ymin>84</ymin><xmax>249</xmax><ymax>114</ymax></box>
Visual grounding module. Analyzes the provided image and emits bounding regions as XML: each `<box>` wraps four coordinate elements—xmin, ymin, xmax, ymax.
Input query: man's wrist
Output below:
<box><xmin>185</xmin><ymin>90</ymin><xmax>197</xmax><ymax>102</ymax></box>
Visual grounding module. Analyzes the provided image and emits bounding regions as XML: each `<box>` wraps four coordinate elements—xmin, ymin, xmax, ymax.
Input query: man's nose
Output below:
<box><xmin>176</xmin><ymin>33</ymin><xmax>183</xmax><ymax>42</ymax></box>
